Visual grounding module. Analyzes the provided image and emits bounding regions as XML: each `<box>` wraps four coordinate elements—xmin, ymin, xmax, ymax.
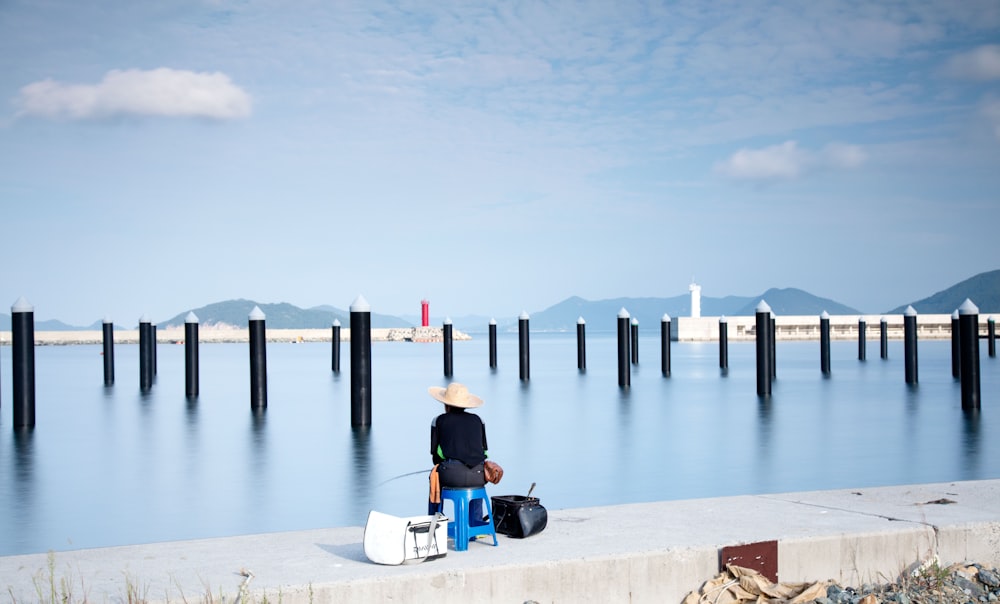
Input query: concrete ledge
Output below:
<box><xmin>2</xmin><ymin>480</ymin><xmax>999</xmax><ymax>603</ymax></box>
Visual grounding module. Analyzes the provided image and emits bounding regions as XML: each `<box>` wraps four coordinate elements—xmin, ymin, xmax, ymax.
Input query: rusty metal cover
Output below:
<box><xmin>720</xmin><ymin>540</ymin><xmax>778</xmax><ymax>583</ymax></box>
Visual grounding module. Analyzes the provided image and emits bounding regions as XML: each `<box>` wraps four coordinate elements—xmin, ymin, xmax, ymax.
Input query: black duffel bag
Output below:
<box><xmin>491</xmin><ymin>495</ymin><xmax>547</xmax><ymax>538</ymax></box>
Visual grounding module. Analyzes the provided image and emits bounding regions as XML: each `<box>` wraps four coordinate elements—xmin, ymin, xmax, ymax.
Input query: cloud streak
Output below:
<box><xmin>944</xmin><ymin>44</ymin><xmax>1000</xmax><ymax>81</ymax></box>
<box><xmin>715</xmin><ymin>141</ymin><xmax>867</xmax><ymax>182</ymax></box>
<box><xmin>14</xmin><ymin>68</ymin><xmax>252</xmax><ymax>120</ymax></box>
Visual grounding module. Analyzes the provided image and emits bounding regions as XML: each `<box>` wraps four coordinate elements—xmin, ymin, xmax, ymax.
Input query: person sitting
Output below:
<box><xmin>428</xmin><ymin>382</ymin><xmax>489</xmax><ymax>488</ymax></box>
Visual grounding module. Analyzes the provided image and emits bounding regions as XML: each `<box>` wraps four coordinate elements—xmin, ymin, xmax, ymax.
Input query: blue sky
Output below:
<box><xmin>2</xmin><ymin>1</ymin><xmax>999</xmax><ymax>326</ymax></box>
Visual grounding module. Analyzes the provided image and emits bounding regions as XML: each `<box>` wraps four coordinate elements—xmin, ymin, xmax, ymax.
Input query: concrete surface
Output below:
<box><xmin>2</xmin><ymin>479</ymin><xmax>999</xmax><ymax>603</ymax></box>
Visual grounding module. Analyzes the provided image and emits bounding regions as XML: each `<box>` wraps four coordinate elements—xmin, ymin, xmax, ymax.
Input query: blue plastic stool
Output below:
<box><xmin>431</xmin><ymin>487</ymin><xmax>498</xmax><ymax>551</ymax></box>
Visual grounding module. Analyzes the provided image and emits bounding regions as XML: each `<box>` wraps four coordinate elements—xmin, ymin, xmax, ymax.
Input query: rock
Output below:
<box><xmin>981</xmin><ymin>569</ymin><xmax>1000</xmax><ymax>588</ymax></box>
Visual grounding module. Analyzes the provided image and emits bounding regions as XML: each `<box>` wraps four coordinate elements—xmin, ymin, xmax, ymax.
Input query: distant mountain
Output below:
<box><xmin>156</xmin><ymin>299</ymin><xmax>412</xmax><ymax>329</ymax></box>
<box><xmin>888</xmin><ymin>269</ymin><xmax>1000</xmax><ymax>314</ymax></box>
<box><xmin>517</xmin><ymin>289</ymin><xmax>861</xmax><ymax>333</ymax></box>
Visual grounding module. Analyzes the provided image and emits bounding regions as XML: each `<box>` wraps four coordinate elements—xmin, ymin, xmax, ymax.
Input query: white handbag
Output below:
<box><xmin>363</xmin><ymin>510</ymin><xmax>449</xmax><ymax>565</ymax></box>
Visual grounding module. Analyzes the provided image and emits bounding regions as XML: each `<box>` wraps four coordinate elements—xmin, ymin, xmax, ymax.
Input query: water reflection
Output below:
<box><xmin>350</xmin><ymin>426</ymin><xmax>372</xmax><ymax>522</ymax></box>
<box><xmin>961</xmin><ymin>409</ymin><xmax>981</xmax><ymax>478</ymax></box>
<box><xmin>10</xmin><ymin>428</ymin><xmax>35</xmax><ymax>552</ymax></box>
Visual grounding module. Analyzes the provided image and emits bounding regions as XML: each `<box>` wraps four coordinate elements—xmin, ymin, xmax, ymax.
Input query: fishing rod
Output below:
<box><xmin>376</xmin><ymin>468</ymin><xmax>433</xmax><ymax>487</ymax></box>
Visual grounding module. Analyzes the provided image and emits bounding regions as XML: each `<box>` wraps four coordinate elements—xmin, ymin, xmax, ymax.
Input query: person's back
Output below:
<box><xmin>428</xmin><ymin>383</ymin><xmax>488</xmax><ymax>488</ymax></box>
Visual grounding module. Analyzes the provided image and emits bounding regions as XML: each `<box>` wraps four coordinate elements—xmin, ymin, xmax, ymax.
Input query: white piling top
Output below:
<box><xmin>755</xmin><ymin>300</ymin><xmax>771</xmax><ymax>314</ymax></box>
<box><xmin>249</xmin><ymin>306</ymin><xmax>266</xmax><ymax>321</ymax></box>
<box><xmin>519</xmin><ymin>311</ymin><xmax>529</xmax><ymax>320</ymax></box>
<box><xmin>139</xmin><ymin>314</ymin><xmax>150</xmax><ymax>324</ymax></box>
<box><xmin>662</xmin><ymin>314</ymin><xmax>671</xmax><ymax>322</ymax></box>
<box><xmin>186</xmin><ymin>312</ymin><xmax>199</xmax><ymax>324</ymax></box>
<box><xmin>952</xmin><ymin>310</ymin><xmax>960</xmax><ymax>319</ymax></box>
<box><xmin>489</xmin><ymin>318</ymin><xmax>496</xmax><ymax>325</ymax></box>
<box><xmin>720</xmin><ymin>315</ymin><xmax>727</xmax><ymax>323</ymax></box>
<box><xmin>881</xmin><ymin>316</ymin><xmax>888</xmax><ymax>322</ymax></box>
<box><xmin>577</xmin><ymin>316</ymin><xmax>585</xmax><ymax>325</ymax></box>
<box><xmin>333</xmin><ymin>319</ymin><xmax>341</xmax><ymax>327</ymax></box>
<box><xmin>11</xmin><ymin>296</ymin><xmax>33</xmax><ymax>313</ymax></box>
<box><xmin>859</xmin><ymin>316</ymin><xmax>866</xmax><ymax>323</ymax></box>
<box><xmin>350</xmin><ymin>295</ymin><xmax>370</xmax><ymax>313</ymax></box>
<box><xmin>103</xmin><ymin>316</ymin><xmax>113</xmax><ymax>324</ymax></box>
<box><xmin>631</xmin><ymin>317</ymin><xmax>638</xmax><ymax>326</ymax></box>
<box><xmin>618</xmin><ymin>307</ymin><xmax>630</xmax><ymax>319</ymax></box>
<box><xmin>905</xmin><ymin>305</ymin><xmax>917</xmax><ymax>316</ymax></box>
<box><xmin>821</xmin><ymin>311</ymin><xmax>830</xmax><ymax>320</ymax></box>
<box><xmin>959</xmin><ymin>298</ymin><xmax>979</xmax><ymax>315</ymax></box>
<box><xmin>444</xmin><ymin>317</ymin><xmax>452</xmax><ymax>325</ymax></box>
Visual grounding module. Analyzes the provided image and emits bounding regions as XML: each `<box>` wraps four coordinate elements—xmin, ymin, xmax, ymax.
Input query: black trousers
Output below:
<box><xmin>437</xmin><ymin>460</ymin><xmax>485</xmax><ymax>488</ymax></box>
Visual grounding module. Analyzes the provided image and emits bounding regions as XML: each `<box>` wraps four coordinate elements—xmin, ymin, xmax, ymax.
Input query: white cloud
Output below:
<box><xmin>944</xmin><ymin>44</ymin><xmax>1000</xmax><ymax>80</ymax></box>
<box><xmin>14</xmin><ymin>68</ymin><xmax>252</xmax><ymax>120</ymax></box>
<box><xmin>984</xmin><ymin>97</ymin><xmax>1000</xmax><ymax>140</ymax></box>
<box><xmin>716</xmin><ymin>141</ymin><xmax>866</xmax><ymax>182</ymax></box>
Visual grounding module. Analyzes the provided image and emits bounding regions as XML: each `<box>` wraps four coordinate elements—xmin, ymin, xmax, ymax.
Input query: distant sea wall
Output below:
<box><xmin>677</xmin><ymin>313</ymin><xmax>993</xmax><ymax>342</ymax></box>
<box><xmin>0</xmin><ymin>326</ymin><xmax>471</xmax><ymax>346</ymax></box>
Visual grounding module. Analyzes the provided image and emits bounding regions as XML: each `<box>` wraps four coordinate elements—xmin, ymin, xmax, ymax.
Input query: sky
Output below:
<box><xmin>2</xmin><ymin>0</ymin><xmax>999</xmax><ymax>326</ymax></box>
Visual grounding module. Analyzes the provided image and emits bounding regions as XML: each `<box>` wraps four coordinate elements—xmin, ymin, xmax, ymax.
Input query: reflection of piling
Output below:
<box><xmin>904</xmin><ymin>306</ymin><xmax>918</xmax><ymax>384</ymax></box>
<box><xmin>770</xmin><ymin>314</ymin><xmax>776</xmax><ymax>379</ymax></box>
<box><xmin>617</xmin><ymin>308</ymin><xmax>630</xmax><ymax>388</ymax></box>
<box><xmin>249</xmin><ymin>306</ymin><xmax>267</xmax><ymax>410</ymax></box>
<box><xmin>661</xmin><ymin>314</ymin><xmax>671</xmax><ymax>377</ymax></box>
<box><xmin>755</xmin><ymin>301</ymin><xmax>772</xmax><ymax>398</ymax></box>
<box><xmin>989</xmin><ymin>317</ymin><xmax>996</xmax><ymax>358</ymax></box>
<box><xmin>488</xmin><ymin>319</ymin><xmax>497</xmax><ymax>369</ymax></box>
<box><xmin>518</xmin><ymin>311</ymin><xmax>530</xmax><ymax>382</ymax></box>
<box><xmin>350</xmin><ymin>296</ymin><xmax>372</xmax><ymax>426</ymax></box>
<box><xmin>951</xmin><ymin>310</ymin><xmax>961</xmax><ymax>379</ymax></box>
<box><xmin>12</xmin><ymin>297</ymin><xmax>36</xmax><ymax>428</ymax></box>
<box><xmin>331</xmin><ymin>319</ymin><xmax>341</xmax><ymax>373</ymax></box>
<box><xmin>576</xmin><ymin>317</ymin><xmax>586</xmax><ymax>371</ymax></box>
<box><xmin>139</xmin><ymin>315</ymin><xmax>153</xmax><ymax>393</ymax></box>
<box><xmin>102</xmin><ymin>317</ymin><xmax>115</xmax><ymax>385</ymax></box>
<box><xmin>443</xmin><ymin>318</ymin><xmax>453</xmax><ymax>378</ymax></box>
<box><xmin>858</xmin><ymin>317</ymin><xmax>866</xmax><ymax>361</ymax></box>
<box><xmin>630</xmin><ymin>318</ymin><xmax>639</xmax><ymax>365</ymax></box>
<box><xmin>820</xmin><ymin>311</ymin><xmax>831</xmax><ymax>375</ymax></box>
<box><xmin>880</xmin><ymin>317</ymin><xmax>888</xmax><ymax>359</ymax></box>
<box><xmin>185</xmin><ymin>312</ymin><xmax>199</xmax><ymax>398</ymax></box>
<box><xmin>959</xmin><ymin>299</ymin><xmax>981</xmax><ymax>410</ymax></box>
<box><xmin>719</xmin><ymin>316</ymin><xmax>728</xmax><ymax>370</ymax></box>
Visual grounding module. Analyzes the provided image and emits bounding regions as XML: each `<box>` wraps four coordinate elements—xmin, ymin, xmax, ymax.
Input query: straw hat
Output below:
<box><xmin>428</xmin><ymin>382</ymin><xmax>483</xmax><ymax>408</ymax></box>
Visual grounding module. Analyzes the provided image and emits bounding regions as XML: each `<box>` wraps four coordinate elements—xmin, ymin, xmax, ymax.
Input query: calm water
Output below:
<box><xmin>1</xmin><ymin>333</ymin><xmax>997</xmax><ymax>556</ymax></box>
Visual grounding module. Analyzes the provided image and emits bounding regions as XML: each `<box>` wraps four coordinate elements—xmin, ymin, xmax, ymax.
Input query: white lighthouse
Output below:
<box><xmin>689</xmin><ymin>282</ymin><xmax>702</xmax><ymax>318</ymax></box>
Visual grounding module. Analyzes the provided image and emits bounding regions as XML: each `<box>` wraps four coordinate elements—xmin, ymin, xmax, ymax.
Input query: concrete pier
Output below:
<box><xmin>5</xmin><ymin>479</ymin><xmax>997</xmax><ymax>604</ymax></box>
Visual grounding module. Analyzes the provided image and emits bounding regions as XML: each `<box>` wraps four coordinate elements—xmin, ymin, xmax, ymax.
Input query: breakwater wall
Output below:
<box><xmin>678</xmin><ymin>313</ymin><xmax>995</xmax><ymax>342</ymax></box>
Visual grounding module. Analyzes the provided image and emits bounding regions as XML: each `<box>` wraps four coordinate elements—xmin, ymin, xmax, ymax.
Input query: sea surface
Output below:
<box><xmin>1</xmin><ymin>332</ymin><xmax>998</xmax><ymax>557</ymax></box>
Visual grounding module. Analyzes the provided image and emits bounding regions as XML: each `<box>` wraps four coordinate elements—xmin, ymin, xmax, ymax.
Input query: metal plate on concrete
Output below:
<box><xmin>720</xmin><ymin>540</ymin><xmax>778</xmax><ymax>583</ymax></box>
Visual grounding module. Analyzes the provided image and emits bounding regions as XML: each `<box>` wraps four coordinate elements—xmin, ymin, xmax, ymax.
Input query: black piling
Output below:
<box><xmin>488</xmin><ymin>319</ymin><xmax>497</xmax><ymax>369</ymax></box>
<box><xmin>152</xmin><ymin>324</ymin><xmax>157</xmax><ymax>375</ymax></box>
<box><xmin>185</xmin><ymin>312</ymin><xmax>199</xmax><ymax>398</ymax></box>
<box><xmin>951</xmin><ymin>310</ymin><xmax>961</xmax><ymax>379</ymax></box>
<box><xmin>443</xmin><ymin>318</ymin><xmax>454</xmax><ymax>378</ymax></box>
<box><xmin>102</xmin><ymin>317</ymin><xmax>115</xmax><ymax>385</ymax></box>
<box><xmin>880</xmin><ymin>317</ymin><xmax>888</xmax><ymax>359</ymax></box>
<box><xmin>756</xmin><ymin>301</ymin><xmax>772</xmax><ymax>398</ymax></box>
<box><xmin>858</xmin><ymin>317</ymin><xmax>866</xmax><ymax>361</ymax></box>
<box><xmin>820</xmin><ymin>311</ymin><xmax>831</xmax><ymax>375</ymax></box>
<box><xmin>331</xmin><ymin>319</ymin><xmax>341</xmax><ymax>373</ymax></box>
<box><xmin>139</xmin><ymin>315</ymin><xmax>153</xmax><ymax>393</ymax></box>
<box><xmin>958</xmin><ymin>299</ymin><xmax>981</xmax><ymax>410</ymax></box>
<box><xmin>719</xmin><ymin>316</ymin><xmax>728</xmax><ymax>371</ymax></box>
<box><xmin>630</xmin><ymin>318</ymin><xmax>639</xmax><ymax>365</ymax></box>
<box><xmin>661</xmin><ymin>314</ymin><xmax>671</xmax><ymax>378</ymax></box>
<box><xmin>249</xmin><ymin>306</ymin><xmax>267</xmax><ymax>410</ymax></box>
<box><xmin>576</xmin><ymin>317</ymin><xmax>586</xmax><ymax>371</ymax></box>
<box><xmin>769</xmin><ymin>313</ymin><xmax>777</xmax><ymax>379</ymax></box>
<box><xmin>989</xmin><ymin>316</ymin><xmax>996</xmax><ymax>358</ymax></box>
<box><xmin>617</xmin><ymin>308</ymin><xmax>630</xmax><ymax>388</ymax></box>
<box><xmin>12</xmin><ymin>297</ymin><xmax>36</xmax><ymax>428</ymax></box>
<box><xmin>350</xmin><ymin>296</ymin><xmax>372</xmax><ymax>426</ymax></box>
<box><xmin>518</xmin><ymin>311</ymin><xmax>530</xmax><ymax>382</ymax></box>
<box><xmin>904</xmin><ymin>306</ymin><xmax>918</xmax><ymax>385</ymax></box>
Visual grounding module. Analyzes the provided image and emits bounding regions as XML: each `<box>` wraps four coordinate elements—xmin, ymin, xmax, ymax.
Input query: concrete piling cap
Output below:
<box><xmin>333</xmin><ymin>319</ymin><xmax>341</xmax><ymax>327</ymax></box>
<box><xmin>249</xmin><ymin>306</ymin><xmax>266</xmax><ymax>321</ymax></box>
<box><xmin>350</xmin><ymin>295</ymin><xmax>370</xmax><ymax>313</ymax></box>
<box><xmin>489</xmin><ymin>318</ymin><xmax>496</xmax><ymax>325</ymax></box>
<box><xmin>662</xmin><ymin>313</ymin><xmax>671</xmax><ymax>322</ymax></box>
<box><xmin>103</xmin><ymin>316</ymin><xmax>113</xmax><ymax>324</ymax></box>
<box><xmin>519</xmin><ymin>310</ymin><xmax>529</xmax><ymax>320</ymax></box>
<box><xmin>756</xmin><ymin>300</ymin><xmax>771</xmax><ymax>314</ymax></box>
<box><xmin>444</xmin><ymin>317</ymin><xmax>452</xmax><ymax>325</ymax></box>
<box><xmin>577</xmin><ymin>316</ymin><xmax>585</xmax><ymax>324</ymax></box>
<box><xmin>959</xmin><ymin>299</ymin><xmax>979</xmax><ymax>315</ymax></box>
<box><xmin>952</xmin><ymin>309</ymin><xmax>960</xmax><ymax>319</ymax></box>
<box><xmin>186</xmin><ymin>312</ymin><xmax>199</xmax><ymax>324</ymax></box>
<box><xmin>11</xmin><ymin>296</ymin><xmax>33</xmax><ymax>313</ymax></box>
<box><xmin>821</xmin><ymin>311</ymin><xmax>830</xmax><ymax>319</ymax></box>
<box><xmin>720</xmin><ymin>315</ymin><xmax>727</xmax><ymax>323</ymax></box>
<box><xmin>905</xmin><ymin>305</ymin><xmax>917</xmax><ymax>316</ymax></box>
<box><xmin>139</xmin><ymin>314</ymin><xmax>150</xmax><ymax>324</ymax></box>
<box><xmin>618</xmin><ymin>307</ymin><xmax>630</xmax><ymax>319</ymax></box>
<box><xmin>631</xmin><ymin>317</ymin><xmax>638</xmax><ymax>325</ymax></box>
